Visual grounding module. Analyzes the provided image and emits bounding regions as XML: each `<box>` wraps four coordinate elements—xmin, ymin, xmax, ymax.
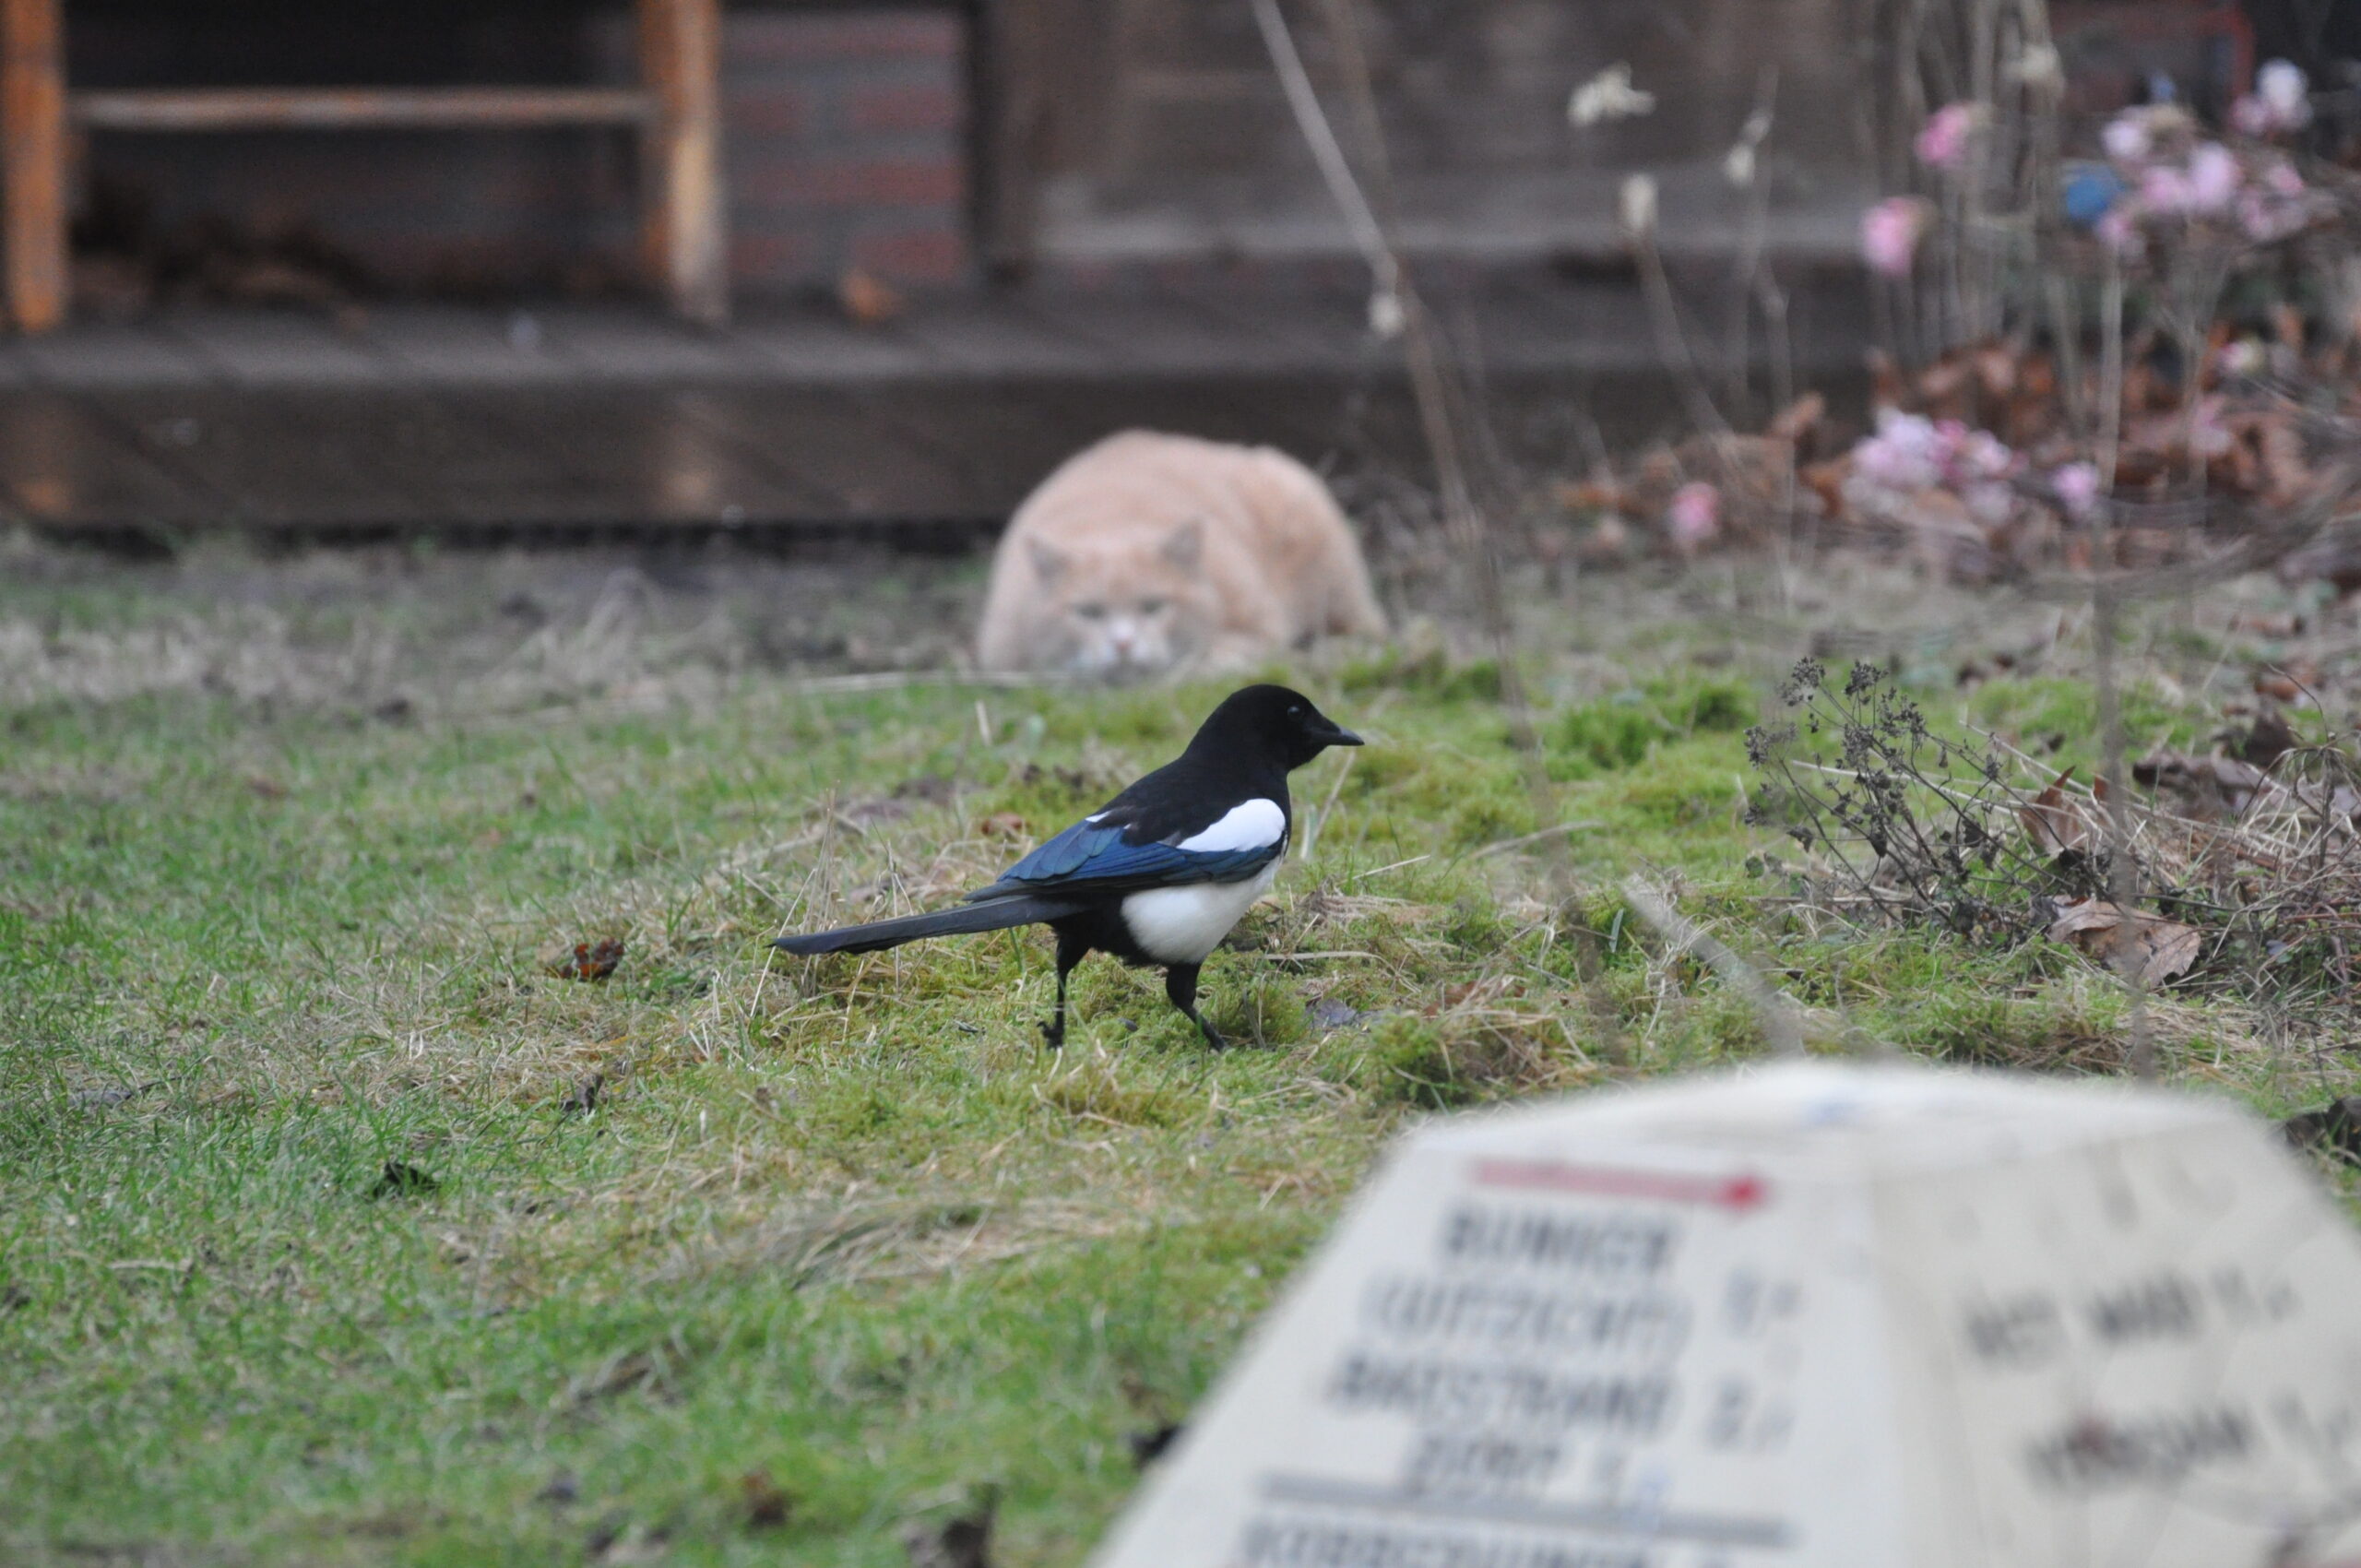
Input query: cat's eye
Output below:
<box><xmin>1074</xmin><ymin>603</ymin><xmax>1107</xmax><ymax>620</ymax></box>
<box><xmin>1139</xmin><ymin>598</ymin><xmax>1168</xmax><ymax>615</ymax></box>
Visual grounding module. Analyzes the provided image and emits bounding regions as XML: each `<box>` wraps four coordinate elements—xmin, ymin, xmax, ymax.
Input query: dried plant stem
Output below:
<box><xmin>1249</xmin><ymin>0</ymin><xmax>1535</xmax><ymax>759</ymax></box>
<box><xmin>1622</xmin><ymin>877</ymin><xmax>1807</xmax><ymax>1059</ymax></box>
<box><xmin>2097</xmin><ymin>256</ymin><xmax>2127</xmax><ymax>488</ymax></box>
<box><xmin>1633</xmin><ymin>228</ymin><xmax>1740</xmax><ymax>453</ymax></box>
<box><xmin>2089</xmin><ymin>587</ymin><xmax>2156</xmax><ymax>1080</ymax></box>
<box><xmin>1254</xmin><ymin>0</ymin><xmax>1624</xmax><ymax>1063</ymax></box>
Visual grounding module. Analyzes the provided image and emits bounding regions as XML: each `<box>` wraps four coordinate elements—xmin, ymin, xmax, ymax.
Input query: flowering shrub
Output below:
<box><xmin>1836</xmin><ymin>411</ymin><xmax>2102</xmax><ymax>577</ymax></box>
<box><xmin>1914</xmin><ymin>101</ymin><xmax>1978</xmax><ymax>172</ymax></box>
<box><xmin>1861</xmin><ymin>196</ymin><xmax>1935</xmax><ymax>278</ymax></box>
<box><xmin>2085</xmin><ymin>102</ymin><xmax>2319</xmax><ymax>255</ymax></box>
<box><xmin>1863</xmin><ymin>60</ymin><xmax>2325</xmax><ymax>271</ymax></box>
<box><xmin>1804</xmin><ymin>58</ymin><xmax>2344</xmax><ymax>577</ymax></box>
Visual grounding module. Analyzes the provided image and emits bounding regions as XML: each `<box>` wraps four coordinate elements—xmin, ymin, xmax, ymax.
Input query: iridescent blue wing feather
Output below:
<box><xmin>973</xmin><ymin>813</ymin><xmax>1281</xmax><ymax>899</ymax></box>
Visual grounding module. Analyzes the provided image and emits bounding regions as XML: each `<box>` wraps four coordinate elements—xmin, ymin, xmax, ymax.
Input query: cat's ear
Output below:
<box><xmin>1026</xmin><ymin>539</ymin><xmax>1070</xmax><ymax>583</ymax></box>
<box><xmin>1161</xmin><ymin>517</ymin><xmax>1204</xmax><ymax>569</ymax></box>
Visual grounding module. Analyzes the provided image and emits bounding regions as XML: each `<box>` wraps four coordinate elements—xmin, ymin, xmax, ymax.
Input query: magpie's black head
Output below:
<box><xmin>1191</xmin><ymin>684</ymin><xmax>1363</xmax><ymax>771</ymax></box>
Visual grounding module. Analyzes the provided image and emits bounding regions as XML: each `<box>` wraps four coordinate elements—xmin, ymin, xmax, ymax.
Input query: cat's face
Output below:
<box><xmin>1026</xmin><ymin>521</ymin><xmax>1217</xmax><ymax>679</ymax></box>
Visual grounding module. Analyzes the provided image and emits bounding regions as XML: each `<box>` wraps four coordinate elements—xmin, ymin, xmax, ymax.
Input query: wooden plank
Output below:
<box><xmin>354</xmin><ymin>303</ymin><xmax>583</xmax><ymax>384</ymax></box>
<box><xmin>12</xmin><ymin>321</ymin><xmax>219</xmax><ymax>386</ymax></box>
<box><xmin>155</xmin><ymin>309</ymin><xmax>395</xmax><ymax>386</ymax></box>
<box><xmin>291</xmin><ymin>392</ymin><xmax>636</xmax><ymax>525</ymax></box>
<box><xmin>1177</xmin><ymin>284</ymin><xmax>1383</xmax><ymax>364</ymax></box>
<box><xmin>530</xmin><ymin>303</ymin><xmax>767</xmax><ymax>381</ymax></box>
<box><xmin>88</xmin><ymin>389</ymin><xmax>435</xmax><ymax>524</ymax></box>
<box><xmin>3</xmin><ymin>0</ymin><xmax>69</xmax><ymax>335</ymax></box>
<box><xmin>851</xmin><ymin>386</ymin><xmax>1097</xmax><ymax>514</ymax></box>
<box><xmin>0</xmin><ymin>333</ymin><xmax>42</xmax><ymax>388</ymax></box>
<box><xmin>670</xmin><ymin>388</ymin><xmax>990</xmax><ymax>519</ymax></box>
<box><xmin>638</xmin><ymin>0</ymin><xmax>728</xmax><ymax>326</ymax></box>
<box><xmin>1014</xmin><ymin>292</ymin><xmax>1322</xmax><ymax>374</ymax></box>
<box><xmin>0</xmin><ymin>391</ymin><xmax>226</xmax><ymax>525</ymax></box>
<box><xmin>730</xmin><ymin>307</ymin><xmax>944</xmax><ymax>382</ymax></box>
<box><xmin>71</xmin><ymin>86</ymin><xmax>654</xmax><ymax>131</ymax></box>
<box><xmin>445</xmin><ymin>391</ymin><xmax>829</xmax><ymax>522</ymax></box>
<box><xmin>978</xmin><ymin>0</ymin><xmax>1110</xmax><ymax>272</ymax></box>
<box><xmin>935</xmin><ymin>377</ymin><xmax>1347</xmax><ymax>465</ymax></box>
<box><xmin>880</xmin><ymin>295</ymin><xmax>1106</xmax><ymax>375</ymax></box>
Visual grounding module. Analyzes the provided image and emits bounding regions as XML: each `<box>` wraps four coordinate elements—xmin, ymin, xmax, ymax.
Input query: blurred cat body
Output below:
<box><xmin>976</xmin><ymin>431</ymin><xmax>1386</xmax><ymax>679</ymax></box>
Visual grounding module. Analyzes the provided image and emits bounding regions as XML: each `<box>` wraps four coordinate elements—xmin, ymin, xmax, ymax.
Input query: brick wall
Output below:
<box><xmin>722</xmin><ymin>9</ymin><xmax>970</xmax><ymax>289</ymax></box>
<box><xmin>66</xmin><ymin>3</ymin><xmax>972</xmax><ymax>299</ymax></box>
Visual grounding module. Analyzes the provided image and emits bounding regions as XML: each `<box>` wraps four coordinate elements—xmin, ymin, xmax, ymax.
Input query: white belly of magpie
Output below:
<box><xmin>1120</xmin><ymin>860</ymin><xmax>1282</xmax><ymax>965</ymax></box>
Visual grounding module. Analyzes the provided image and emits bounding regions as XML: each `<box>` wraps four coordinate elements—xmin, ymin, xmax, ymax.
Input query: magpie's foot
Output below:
<box><xmin>1039</xmin><ymin>1016</ymin><xmax>1066</xmax><ymax>1051</ymax></box>
<box><xmin>1195</xmin><ymin>1017</ymin><xmax>1228</xmax><ymax>1051</ymax></box>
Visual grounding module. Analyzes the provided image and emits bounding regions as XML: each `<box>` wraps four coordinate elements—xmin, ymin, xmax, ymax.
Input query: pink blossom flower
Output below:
<box><xmin>1964</xmin><ymin>481</ymin><xmax>2017</xmax><ymax>525</ymax></box>
<box><xmin>2140</xmin><ymin>165</ymin><xmax>2195</xmax><ymax>215</ymax></box>
<box><xmin>2217</xmin><ymin>339</ymin><xmax>2267</xmax><ymax>378</ymax></box>
<box><xmin>2103</xmin><ymin>113</ymin><xmax>2152</xmax><ymax>164</ymax></box>
<box><xmin>2052</xmin><ymin>461</ymin><xmax>2102</xmax><ymax>519</ymax></box>
<box><xmin>2187</xmin><ymin>143</ymin><xmax>2240</xmax><ymax>212</ymax></box>
<box><xmin>2094</xmin><ymin>207</ymin><xmax>2142</xmax><ymax>256</ymax></box>
<box><xmin>1852</xmin><ymin>411</ymin><xmax>1944</xmax><ymax>490</ymax></box>
<box><xmin>1665</xmin><ymin>482</ymin><xmax>1721</xmax><ymax>550</ymax></box>
<box><xmin>1915</xmin><ymin>102</ymin><xmax>1978</xmax><ymax>171</ymax></box>
<box><xmin>2233</xmin><ymin>62</ymin><xmax>2314</xmax><ymax>137</ymax></box>
<box><xmin>2259</xmin><ymin>60</ymin><xmax>2311</xmax><ymax>126</ymax></box>
<box><xmin>2189</xmin><ymin>397</ymin><xmax>2233</xmax><ymax>459</ymax></box>
<box><xmin>1860</xmin><ymin>196</ymin><xmax>1932</xmax><ymax>278</ymax></box>
<box><xmin>2238</xmin><ymin>192</ymin><xmax>2305</xmax><ymax>244</ymax></box>
<box><xmin>2230</xmin><ymin>94</ymin><xmax>2275</xmax><ymax>137</ymax></box>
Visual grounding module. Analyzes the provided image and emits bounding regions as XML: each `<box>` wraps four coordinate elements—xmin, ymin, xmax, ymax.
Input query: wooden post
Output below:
<box><xmin>978</xmin><ymin>0</ymin><xmax>1104</xmax><ymax>279</ymax></box>
<box><xmin>4</xmin><ymin>0</ymin><xmax>69</xmax><ymax>334</ymax></box>
<box><xmin>637</xmin><ymin>0</ymin><xmax>727</xmax><ymax>327</ymax></box>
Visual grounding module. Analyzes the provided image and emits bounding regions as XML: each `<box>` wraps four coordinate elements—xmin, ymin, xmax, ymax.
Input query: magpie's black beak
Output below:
<box><xmin>1316</xmin><ymin>721</ymin><xmax>1364</xmax><ymax>748</ymax></box>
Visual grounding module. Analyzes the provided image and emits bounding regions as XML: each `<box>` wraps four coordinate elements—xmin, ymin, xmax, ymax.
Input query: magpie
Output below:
<box><xmin>774</xmin><ymin>684</ymin><xmax>1361</xmax><ymax>1050</ymax></box>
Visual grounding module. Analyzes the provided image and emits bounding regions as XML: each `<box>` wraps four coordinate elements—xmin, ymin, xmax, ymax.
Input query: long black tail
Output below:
<box><xmin>773</xmin><ymin>894</ymin><xmax>1084</xmax><ymax>956</ymax></box>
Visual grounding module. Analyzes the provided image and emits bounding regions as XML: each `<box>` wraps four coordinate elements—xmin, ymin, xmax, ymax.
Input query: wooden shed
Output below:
<box><xmin>5</xmin><ymin>0</ymin><xmax>1880</xmax><ymax>331</ymax></box>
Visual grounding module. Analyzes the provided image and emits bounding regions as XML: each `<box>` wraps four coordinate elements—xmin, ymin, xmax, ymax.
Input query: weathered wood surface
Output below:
<box><xmin>994</xmin><ymin>0</ymin><xmax>1872</xmax><ymax>266</ymax></box>
<box><xmin>638</xmin><ymin>0</ymin><xmax>729</xmax><ymax>327</ymax></box>
<box><xmin>71</xmin><ymin>86</ymin><xmax>656</xmax><ymax>131</ymax></box>
<box><xmin>11</xmin><ymin>0</ymin><xmax>727</xmax><ymax>333</ymax></box>
<box><xmin>3</xmin><ymin>0</ymin><xmax>69</xmax><ymax>335</ymax></box>
<box><xmin>0</xmin><ymin>279</ymin><xmax>1870</xmax><ymax>539</ymax></box>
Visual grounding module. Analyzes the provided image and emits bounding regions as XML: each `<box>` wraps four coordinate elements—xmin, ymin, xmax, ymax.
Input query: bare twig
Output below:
<box><xmin>1621</xmin><ymin>876</ymin><xmax>1808</xmax><ymax>1059</ymax></box>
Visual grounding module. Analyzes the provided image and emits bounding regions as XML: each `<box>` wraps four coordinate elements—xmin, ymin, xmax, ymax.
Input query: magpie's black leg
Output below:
<box><xmin>1042</xmin><ymin>928</ymin><xmax>1088</xmax><ymax>1050</ymax></box>
<box><xmin>1165</xmin><ymin>964</ymin><xmax>1227</xmax><ymax>1051</ymax></box>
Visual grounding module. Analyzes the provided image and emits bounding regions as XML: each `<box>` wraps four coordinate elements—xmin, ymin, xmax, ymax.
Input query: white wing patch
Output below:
<box><xmin>1175</xmin><ymin>798</ymin><xmax>1286</xmax><ymax>854</ymax></box>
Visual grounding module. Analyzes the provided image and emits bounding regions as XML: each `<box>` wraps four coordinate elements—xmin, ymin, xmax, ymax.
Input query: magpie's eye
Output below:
<box><xmin>1288</xmin><ymin>705</ymin><xmax>1303</xmax><ymax>719</ymax></box>
<box><xmin>1074</xmin><ymin>603</ymin><xmax>1107</xmax><ymax>620</ymax></box>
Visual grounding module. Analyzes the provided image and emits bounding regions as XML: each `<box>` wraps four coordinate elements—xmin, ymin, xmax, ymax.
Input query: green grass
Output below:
<box><xmin>1</xmin><ymin>554</ymin><xmax>2353</xmax><ymax>1564</ymax></box>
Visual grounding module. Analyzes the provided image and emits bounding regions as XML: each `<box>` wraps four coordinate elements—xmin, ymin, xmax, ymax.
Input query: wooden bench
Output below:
<box><xmin>0</xmin><ymin>0</ymin><xmax>728</xmax><ymax>333</ymax></box>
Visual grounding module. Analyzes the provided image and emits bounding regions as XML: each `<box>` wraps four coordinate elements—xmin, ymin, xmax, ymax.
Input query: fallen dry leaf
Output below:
<box><xmin>2254</xmin><ymin>659</ymin><xmax>2322</xmax><ymax>706</ymax></box>
<box><xmin>2019</xmin><ymin>768</ymin><xmax>2090</xmax><ymax>859</ymax></box>
<box><xmin>1764</xmin><ymin>391</ymin><xmax>1827</xmax><ymax>447</ymax></box>
<box><xmin>2236</xmin><ymin>707</ymin><xmax>2298</xmax><ymax>768</ymax></box>
<box><xmin>977</xmin><ymin>813</ymin><xmax>1026</xmax><ymax>838</ymax></box>
<box><xmin>2133</xmin><ymin>751</ymin><xmax>2269</xmax><ymax>815</ymax></box>
<box><xmin>2045</xmin><ymin>897</ymin><xmax>2201</xmax><ymax>987</ymax></box>
<box><xmin>837</xmin><ymin>267</ymin><xmax>906</xmax><ymax>327</ymax></box>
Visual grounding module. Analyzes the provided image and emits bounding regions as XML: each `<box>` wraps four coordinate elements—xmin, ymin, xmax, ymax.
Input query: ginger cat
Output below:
<box><xmin>975</xmin><ymin>431</ymin><xmax>1387</xmax><ymax>679</ymax></box>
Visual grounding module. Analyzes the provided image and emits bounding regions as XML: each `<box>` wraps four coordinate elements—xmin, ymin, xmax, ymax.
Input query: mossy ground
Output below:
<box><xmin>1</xmin><ymin>541</ymin><xmax>2354</xmax><ymax>1564</ymax></box>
